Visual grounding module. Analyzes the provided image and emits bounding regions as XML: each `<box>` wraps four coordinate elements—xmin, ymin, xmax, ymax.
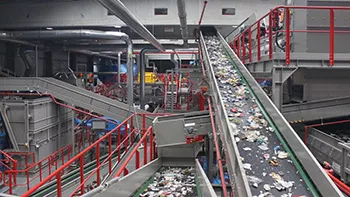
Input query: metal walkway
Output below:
<box><xmin>199</xmin><ymin>29</ymin><xmax>344</xmax><ymax>197</ymax></box>
<box><xmin>0</xmin><ymin>77</ymin><xmax>152</xmax><ymax>125</ymax></box>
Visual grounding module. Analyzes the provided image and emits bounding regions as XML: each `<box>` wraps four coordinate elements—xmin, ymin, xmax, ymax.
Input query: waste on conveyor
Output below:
<box><xmin>204</xmin><ymin>35</ymin><xmax>311</xmax><ymax>197</ymax></box>
<box><xmin>139</xmin><ymin>167</ymin><xmax>197</xmax><ymax>197</ymax></box>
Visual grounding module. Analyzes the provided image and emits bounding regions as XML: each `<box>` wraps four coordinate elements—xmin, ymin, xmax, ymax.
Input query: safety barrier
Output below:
<box><xmin>231</xmin><ymin>6</ymin><xmax>350</xmax><ymax>66</ymax></box>
<box><xmin>20</xmin><ymin>112</ymin><xmax>169</xmax><ymax>197</ymax></box>
<box><xmin>21</xmin><ymin>114</ymin><xmax>135</xmax><ymax>197</ymax></box>
<box><xmin>0</xmin><ymin>150</ymin><xmax>17</xmax><ymax>194</ymax></box>
<box><xmin>5</xmin><ymin>145</ymin><xmax>72</xmax><ymax>192</ymax></box>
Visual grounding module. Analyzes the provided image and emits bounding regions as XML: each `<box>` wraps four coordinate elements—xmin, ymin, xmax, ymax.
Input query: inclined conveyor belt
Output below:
<box><xmin>200</xmin><ymin>29</ymin><xmax>343</xmax><ymax>197</ymax></box>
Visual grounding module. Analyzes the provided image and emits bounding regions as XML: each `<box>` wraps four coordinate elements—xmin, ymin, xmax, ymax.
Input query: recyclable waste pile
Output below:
<box><xmin>204</xmin><ymin>35</ymin><xmax>311</xmax><ymax>197</ymax></box>
<box><xmin>140</xmin><ymin>167</ymin><xmax>197</xmax><ymax>197</ymax></box>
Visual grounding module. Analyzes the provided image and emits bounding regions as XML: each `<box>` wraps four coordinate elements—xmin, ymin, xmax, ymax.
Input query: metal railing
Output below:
<box><xmin>21</xmin><ymin>114</ymin><xmax>136</xmax><ymax>197</ymax></box>
<box><xmin>5</xmin><ymin>145</ymin><xmax>72</xmax><ymax>192</ymax></box>
<box><xmin>0</xmin><ymin>150</ymin><xmax>17</xmax><ymax>194</ymax></box>
<box><xmin>231</xmin><ymin>6</ymin><xmax>350</xmax><ymax>66</ymax></box>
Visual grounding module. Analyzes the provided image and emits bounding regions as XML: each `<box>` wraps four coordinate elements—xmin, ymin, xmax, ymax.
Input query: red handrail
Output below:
<box><xmin>21</xmin><ymin>114</ymin><xmax>135</xmax><ymax>197</ymax></box>
<box><xmin>7</xmin><ymin>145</ymin><xmax>72</xmax><ymax>191</ymax></box>
<box><xmin>208</xmin><ymin>99</ymin><xmax>228</xmax><ymax>197</ymax></box>
<box><xmin>113</xmin><ymin>126</ymin><xmax>155</xmax><ymax>178</ymax></box>
<box><xmin>195</xmin><ymin>0</ymin><xmax>208</xmax><ymax>40</ymax></box>
<box><xmin>21</xmin><ymin>112</ymin><xmax>163</xmax><ymax>197</ymax></box>
<box><xmin>70</xmin><ymin>128</ymin><xmax>138</xmax><ymax>196</ymax></box>
<box><xmin>231</xmin><ymin>6</ymin><xmax>350</xmax><ymax>66</ymax></box>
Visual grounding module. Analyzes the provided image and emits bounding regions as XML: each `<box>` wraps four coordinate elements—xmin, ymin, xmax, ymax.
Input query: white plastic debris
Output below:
<box><xmin>258</xmin><ymin>144</ymin><xmax>269</xmax><ymax>151</ymax></box>
<box><xmin>243</xmin><ymin>163</ymin><xmax>252</xmax><ymax>170</ymax></box>
<box><xmin>243</xmin><ymin>147</ymin><xmax>252</xmax><ymax>151</ymax></box>
<box><xmin>278</xmin><ymin>151</ymin><xmax>289</xmax><ymax>159</ymax></box>
<box><xmin>263</xmin><ymin>184</ymin><xmax>271</xmax><ymax>191</ymax></box>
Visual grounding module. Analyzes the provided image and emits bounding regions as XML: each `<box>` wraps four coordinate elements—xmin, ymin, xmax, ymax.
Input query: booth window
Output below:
<box><xmin>222</xmin><ymin>8</ymin><xmax>235</xmax><ymax>15</ymax></box>
<box><xmin>155</xmin><ymin>8</ymin><xmax>168</xmax><ymax>15</ymax></box>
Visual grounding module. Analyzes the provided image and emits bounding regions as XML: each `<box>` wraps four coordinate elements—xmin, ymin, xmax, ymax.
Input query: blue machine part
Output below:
<box><xmin>74</xmin><ymin>116</ymin><xmax>127</xmax><ymax>134</ymax></box>
<box><xmin>99</xmin><ymin>63</ymin><xmax>138</xmax><ymax>83</ymax></box>
<box><xmin>259</xmin><ymin>79</ymin><xmax>272</xmax><ymax>87</ymax></box>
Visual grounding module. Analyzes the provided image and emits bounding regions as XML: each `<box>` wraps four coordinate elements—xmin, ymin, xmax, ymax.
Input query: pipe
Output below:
<box><xmin>118</xmin><ymin>51</ymin><xmax>122</xmax><ymax>86</ymax></box>
<box><xmin>96</xmin><ymin>0</ymin><xmax>165</xmax><ymax>52</ymax></box>
<box><xmin>9</xmin><ymin>30</ymin><xmax>127</xmax><ymax>41</ymax></box>
<box><xmin>19</xmin><ymin>48</ymin><xmax>35</xmax><ymax>77</ymax></box>
<box><xmin>176</xmin><ymin>0</ymin><xmax>188</xmax><ymax>46</ymax></box>
<box><xmin>327</xmin><ymin>171</ymin><xmax>350</xmax><ymax>196</ymax></box>
<box><xmin>195</xmin><ymin>0</ymin><xmax>208</xmax><ymax>40</ymax></box>
<box><xmin>68</xmin><ymin>49</ymin><xmax>120</xmax><ymax>61</ymax></box>
<box><xmin>67</xmin><ymin>51</ymin><xmax>77</xmax><ymax>79</ymax></box>
<box><xmin>126</xmin><ymin>39</ymin><xmax>134</xmax><ymax>107</ymax></box>
<box><xmin>139</xmin><ymin>49</ymin><xmax>159</xmax><ymax>109</ymax></box>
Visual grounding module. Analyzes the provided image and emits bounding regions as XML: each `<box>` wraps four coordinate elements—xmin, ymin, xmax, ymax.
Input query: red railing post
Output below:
<box><xmin>8</xmin><ymin>172</ymin><xmax>12</xmax><ymax>194</ymax></box>
<box><xmin>39</xmin><ymin>162</ymin><xmax>42</xmax><ymax>182</ymax></box>
<box><xmin>55</xmin><ymin>155</ymin><xmax>58</xmax><ymax>170</ymax></box>
<box><xmin>56</xmin><ymin>172</ymin><xmax>62</xmax><ymax>197</ymax></box>
<box><xmin>48</xmin><ymin>157</ymin><xmax>51</xmax><ymax>175</ymax></box>
<box><xmin>269</xmin><ymin>10</ymin><xmax>273</xmax><ymax>59</ymax></box>
<box><xmin>248</xmin><ymin>27</ymin><xmax>252</xmax><ymax>63</ymax></box>
<box><xmin>79</xmin><ymin>155</ymin><xmax>84</xmax><ymax>195</ymax></box>
<box><xmin>108</xmin><ymin>135</ymin><xmax>112</xmax><ymax>173</ymax></box>
<box><xmin>330</xmin><ymin>9</ymin><xmax>335</xmax><ymax>66</ymax></box>
<box><xmin>96</xmin><ymin>143</ymin><xmax>101</xmax><ymax>185</ymax></box>
<box><xmin>68</xmin><ymin>148</ymin><xmax>71</xmax><ymax>171</ymax></box>
<box><xmin>136</xmin><ymin>150</ymin><xmax>140</xmax><ymax>169</ymax></box>
<box><xmin>242</xmin><ymin>34</ymin><xmax>246</xmax><ymax>64</ymax></box>
<box><xmin>118</xmin><ymin>127</ymin><xmax>121</xmax><ymax>162</ymax></box>
<box><xmin>237</xmin><ymin>37</ymin><xmax>240</xmax><ymax>58</ymax></box>
<box><xmin>150</xmin><ymin>128</ymin><xmax>154</xmax><ymax>161</ymax></box>
<box><xmin>13</xmin><ymin>161</ymin><xmax>17</xmax><ymax>185</ymax></box>
<box><xmin>26</xmin><ymin>169</ymin><xmax>30</xmax><ymax>191</ymax></box>
<box><xmin>257</xmin><ymin>21</ymin><xmax>261</xmax><ymax>61</ymax></box>
<box><xmin>144</xmin><ymin>133</ymin><xmax>148</xmax><ymax>165</ymax></box>
<box><xmin>285</xmin><ymin>8</ymin><xmax>291</xmax><ymax>65</ymax></box>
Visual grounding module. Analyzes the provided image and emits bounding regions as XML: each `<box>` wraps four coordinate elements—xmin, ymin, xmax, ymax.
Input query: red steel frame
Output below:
<box><xmin>6</xmin><ymin>145</ymin><xmax>72</xmax><ymax>192</ymax></box>
<box><xmin>232</xmin><ymin>6</ymin><xmax>350</xmax><ymax>66</ymax></box>
<box><xmin>21</xmin><ymin>114</ymin><xmax>136</xmax><ymax>197</ymax></box>
<box><xmin>0</xmin><ymin>150</ymin><xmax>17</xmax><ymax>194</ymax></box>
<box><xmin>304</xmin><ymin>119</ymin><xmax>350</xmax><ymax>144</ymax></box>
<box><xmin>21</xmin><ymin>112</ymin><xmax>168</xmax><ymax>197</ymax></box>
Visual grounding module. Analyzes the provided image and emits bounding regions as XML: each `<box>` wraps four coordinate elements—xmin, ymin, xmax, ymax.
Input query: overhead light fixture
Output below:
<box><xmin>46</xmin><ymin>27</ymin><xmax>53</xmax><ymax>30</ymax></box>
<box><xmin>114</xmin><ymin>26</ymin><xmax>121</xmax><ymax>29</ymax></box>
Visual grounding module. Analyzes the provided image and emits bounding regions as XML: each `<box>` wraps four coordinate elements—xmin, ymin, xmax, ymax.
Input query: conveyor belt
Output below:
<box><xmin>91</xmin><ymin>159</ymin><xmax>216</xmax><ymax>197</ymax></box>
<box><xmin>200</xmin><ymin>30</ymin><xmax>343</xmax><ymax>197</ymax></box>
<box><xmin>0</xmin><ymin>77</ymin><xmax>153</xmax><ymax>125</ymax></box>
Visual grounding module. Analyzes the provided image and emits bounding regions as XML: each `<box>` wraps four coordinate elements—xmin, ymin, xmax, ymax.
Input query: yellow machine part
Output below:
<box><xmin>138</xmin><ymin>72</ymin><xmax>158</xmax><ymax>83</ymax></box>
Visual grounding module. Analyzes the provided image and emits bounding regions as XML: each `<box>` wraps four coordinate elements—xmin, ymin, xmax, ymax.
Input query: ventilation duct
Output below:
<box><xmin>19</xmin><ymin>48</ymin><xmax>35</xmax><ymax>77</ymax></box>
<box><xmin>96</xmin><ymin>0</ymin><xmax>166</xmax><ymax>52</ymax></box>
<box><xmin>177</xmin><ymin>0</ymin><xmax>188</xmax><ymax>46</ymax></box>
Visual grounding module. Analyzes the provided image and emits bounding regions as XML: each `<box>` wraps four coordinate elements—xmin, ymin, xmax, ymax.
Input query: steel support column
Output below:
<box><xmin>272</xmin><ymin>66</ymin><xmax>297</xmax><ymax>109</ymax></box>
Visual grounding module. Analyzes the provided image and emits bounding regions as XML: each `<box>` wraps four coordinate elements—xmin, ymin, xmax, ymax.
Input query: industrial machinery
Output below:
<box><xmin>1</xmin><ymin>0</ymin><xmax>350</xmax><ymax>196</ymax></box>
